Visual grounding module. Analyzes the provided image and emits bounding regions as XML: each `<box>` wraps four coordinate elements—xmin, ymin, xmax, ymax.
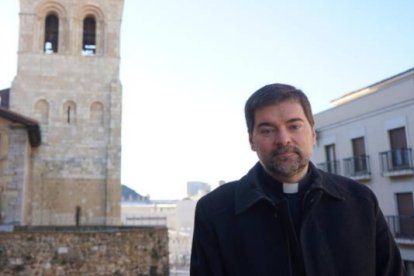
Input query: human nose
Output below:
<box><xmin>274</xmin><ymin>129</ymin><xmax>291</xmax><ymax>145</ymax></box>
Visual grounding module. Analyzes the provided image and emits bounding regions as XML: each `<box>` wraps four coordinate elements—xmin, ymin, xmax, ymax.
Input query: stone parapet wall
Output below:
<box><xmin>0</xmin><ymin>226</ymin><xmax>169</xmax><ymax>275</ymax></box>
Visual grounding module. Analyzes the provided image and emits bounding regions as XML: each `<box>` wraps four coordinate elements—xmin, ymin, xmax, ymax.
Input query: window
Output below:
<box><xmin>380</xmin><ymin>126</ymin><xmax>413</xmax><ymax>174</ymax></box>
<box><xmin>35</xmin><ymin>100</ymin><xmax>49</xmax><ymax>125</ymax></box>
<box><xmin>396</xmin><ymin>192</ymin><xmax>414</xmax><ymax>237</ymax></box>
<box><xmin>344</xmin><ymin>137</ymin><xmax>370</xmax><ymax>178</ymax></box>
<box><xmin>44</xmin><ymin>14</ymin><xmax>59</xmax><ymax>53</ymax></box>
<box><xmin>325</xmin><ymin>144</ymin><xmax>339</xmax><ymax>174</ymax></box>
<box><xmin>389</xmin><ymin>127</ymin><xmax>408</xmax><ymax>168</ymax></box>
<box><xmin>389</xmin><ymin>127</ymin><xmax>407</xmax><ymax>149</ymax></box>
<box><xmin>90</xmin><ymin>102</ymin><xmax>104</xmax><ymax>126</ymax></box>
<box><xmin>404</xmin><ymin>261</ymin><xmax>414</xmax><ymax>276</ymax></box>
<box><xmin>82</xmin><ymin>16</ymin><xmax>96</xmax><ymax>55</ymax></box>
<box><xmin>63</xmin><ymin>101</ymin><xmax>77</xmax><ymax>124</ymax></box>
<box><xmin>75</xmin><ymin>206</ymin><xmax>81</xmax><ymax>226</ymax></box>
<box><xmin>351</xmin><ymin>137</ymin><xmax>367</xmax><ymax>173</ymax></box>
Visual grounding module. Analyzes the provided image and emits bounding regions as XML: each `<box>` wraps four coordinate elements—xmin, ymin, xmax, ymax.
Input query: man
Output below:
<box><xmin>190</xmin><ymin>84</ymin><xmax>404</xmax><ymax>275</ymax></box>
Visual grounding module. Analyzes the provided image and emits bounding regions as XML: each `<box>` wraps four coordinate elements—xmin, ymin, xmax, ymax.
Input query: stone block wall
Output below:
<box><xmin>0</xmin><ymin>119</ymin><xmax>32</xmax><ymax>225</ymax></box>
<box><xmin>11</xmin><ymin>0</ymin><xmax>124</xmax><ymax>226</ymax></box>
<box><xmin>0</xmin><ymin>226</ymin><xmax>169</xmax><ymax>275</ymax></box>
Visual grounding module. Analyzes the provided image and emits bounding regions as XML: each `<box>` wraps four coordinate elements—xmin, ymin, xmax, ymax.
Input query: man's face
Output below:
<box><xmin>249</xmin><ymin>100</ymin><xmax>316</xmax><ymax>183</ymax></box>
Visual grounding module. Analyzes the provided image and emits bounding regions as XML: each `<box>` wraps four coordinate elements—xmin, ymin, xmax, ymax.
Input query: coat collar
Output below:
<box><xmin>234</xmin><ymin>162</ymin><xmax>345</xmax><ymax>215</ymax></box>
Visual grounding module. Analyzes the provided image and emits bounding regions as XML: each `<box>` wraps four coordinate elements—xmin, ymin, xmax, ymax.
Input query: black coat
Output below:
<box><xmin>190</xmin><ymin>162</ymin><xmax>404</xmax><ymax>276</ymax></box>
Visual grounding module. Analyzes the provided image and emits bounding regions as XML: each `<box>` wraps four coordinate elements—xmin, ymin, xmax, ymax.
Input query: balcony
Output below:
<box><xmin>317</xmin><ymin>160</ymin><xmax>340</xmax><ymax>175</ymax></box>
<box><xmin>386</xmin><ymin>216</ymin><xmax>414</xmax><ymax>244</ymax></box>
<box><xmin>343</xmin><ymin>155</ymin><xmax>371</xmax><ymax>181</ymax></box>
<box><xmin>380</xmin><ymin>148</ymin><xmax>414</xmax><ymax>177</ymax></box>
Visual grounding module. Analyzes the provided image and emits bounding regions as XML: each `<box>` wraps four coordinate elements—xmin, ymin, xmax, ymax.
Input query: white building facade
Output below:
<box><xmin>311</xmin><ymin>68</ymin><xmax>414</xmax><ymax>274</ymax></box>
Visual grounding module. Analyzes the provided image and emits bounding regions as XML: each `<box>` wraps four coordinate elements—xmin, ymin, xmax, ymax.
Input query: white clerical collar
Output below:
<box><xmin>283</xmin><ymin>183</ymin><xmax>299</xmax><ymax>194</ymax></box>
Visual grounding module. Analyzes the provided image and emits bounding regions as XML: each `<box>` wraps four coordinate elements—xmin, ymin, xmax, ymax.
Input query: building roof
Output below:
<box><xmin>331</xmin><ymin>67</ymin><xmax>414</xmax><ymax>106</ymax></box>
<box><xmin>0</xmin><ymin>107</ymin><xmax>41</xmax><ymax>147</ymax></box>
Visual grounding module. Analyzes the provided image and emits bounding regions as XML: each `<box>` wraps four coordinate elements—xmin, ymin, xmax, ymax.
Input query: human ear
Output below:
<box><xmin>249</xmin><ymin>133</ymin><xmax>256</xmax><ymax>151</ymax></box>
<box><xmin>312</xmin><ymin>127</ymin><xmax>317</xmax><ymax>146</ymax></box>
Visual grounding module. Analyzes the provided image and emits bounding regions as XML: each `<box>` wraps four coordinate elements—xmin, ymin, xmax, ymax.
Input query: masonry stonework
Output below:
<box><xmin>10</xmin><ymin>0</ymin><xmax>124</xmax><ymax>225</ymax></box>
<box><xmin>0</xmin><ymin>226</ymin><xmax>169</xmax><ymax>275</ymax></box>
<box><xmin>0</xmin><ymin>118</ymin><xmax>32</xmax><ymax>224</ymax></box>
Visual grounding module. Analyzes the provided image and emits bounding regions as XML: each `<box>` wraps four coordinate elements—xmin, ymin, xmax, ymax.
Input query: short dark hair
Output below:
<box><xmin>244</xmin><ymin>83</ymin><xmax>314</xmax><ymax>134</ymax></box>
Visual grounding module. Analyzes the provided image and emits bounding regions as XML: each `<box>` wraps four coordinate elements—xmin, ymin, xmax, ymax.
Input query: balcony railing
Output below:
<box><xmin>343</xmin><ymin>155</ymin><xmax>371</xmax><ymax>180</ymax></box>
<box><xmin>386</xmin><ymin>215</ymin><xmax>414</xmax><ymax>239</ymax></box>
<box><xmin>380</xmin><ymin>148</ymin><xmax>414</xmax><ymax>176</ymax></box>
<box><xmin>317</xmin><ymin>160</ymin><xmax>340</xmax><ymax>175</ymax></box>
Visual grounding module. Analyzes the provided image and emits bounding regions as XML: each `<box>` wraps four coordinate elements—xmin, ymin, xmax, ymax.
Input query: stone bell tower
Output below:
<box><xmin>10</xmin><ymin>0</ymin><xmax>124</xmax><ymax>225</ymax></box>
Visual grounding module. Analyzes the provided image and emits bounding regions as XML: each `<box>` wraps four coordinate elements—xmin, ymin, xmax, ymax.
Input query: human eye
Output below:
<box><xmin>289</xmin><ymin>123</ymin><xmax>302</xmax><ymax>131</ymax></box>
<box><xmin>259</xmin><ymin>127</ymin><xmax>274</xmax><ymax>136</ymax></box>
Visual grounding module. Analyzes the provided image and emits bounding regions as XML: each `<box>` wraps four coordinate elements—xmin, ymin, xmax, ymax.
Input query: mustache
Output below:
<box><xmin>271</xmin><ymin>145</ymin><xmax>301</xmax><ymax>156</ymax></box>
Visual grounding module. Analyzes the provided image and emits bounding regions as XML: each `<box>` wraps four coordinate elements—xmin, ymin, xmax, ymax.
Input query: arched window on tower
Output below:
<box><xmin>35</xmin><ymin>100</ymin><xmax>50</xmax><ymax>125</ymax></box>
<box><xmin>63</xmin><ymin>101</ymin><xmax>77</xmax><ymax>125</ymax></box>
<box><xmin>44</xmin><ymin>14</ymin><xmax>59</xmax><ymax>53</ymax></box>
<box><xmin>90</xmin><ymin>102</ymin><xmax>104</xmax><ymax>126</ymax></box>
<box><xmin>82</xmin><ymin>16</ymin><xmax>96</xmax><ymax>55</ymax></box>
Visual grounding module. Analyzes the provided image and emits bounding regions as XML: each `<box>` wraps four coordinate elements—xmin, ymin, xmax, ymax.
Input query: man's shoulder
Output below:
<box><xmin>318</xmin><ymin>169</ymin><xmax>376</xmax><ymax>200</ymax></box>
<box><xmin>199</xmin><ymin>180</ymin><xmax>238</xmax><ymax>203</ymax></box>
<box><xmin>196</xmin><ymin>180</ymin><xmax>239</xmax><ymax>213</ymax></box>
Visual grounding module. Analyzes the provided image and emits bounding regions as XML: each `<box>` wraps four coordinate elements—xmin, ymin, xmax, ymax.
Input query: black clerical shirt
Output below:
<box><xmin>259</xmin><ymin>165</ymin><xmax>313</xmax><ymax>276</ymax></box>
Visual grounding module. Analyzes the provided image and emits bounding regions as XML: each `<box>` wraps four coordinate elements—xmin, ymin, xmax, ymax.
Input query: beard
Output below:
<box><xmin>262</xmin><ymin>144</ymin><xmax>309</xmax><ymax>179</ymax></box>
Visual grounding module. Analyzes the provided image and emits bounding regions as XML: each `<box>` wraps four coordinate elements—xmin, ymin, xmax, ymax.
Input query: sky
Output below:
<box><xmin>0</xmin><ymin>1</ymin><xmax>413</xmax><ymax>199</ymax></box>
